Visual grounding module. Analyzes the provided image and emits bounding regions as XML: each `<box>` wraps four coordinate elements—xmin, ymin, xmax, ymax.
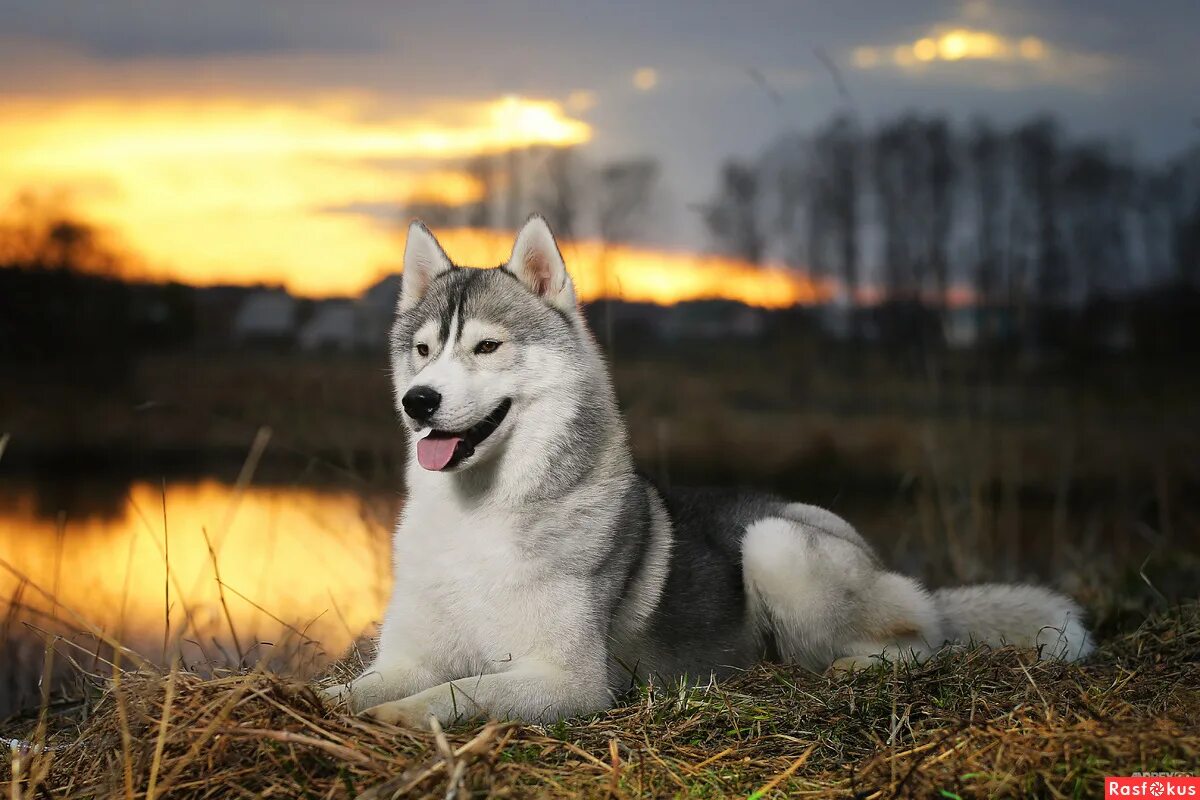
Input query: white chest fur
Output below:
<box><xmin>381</xmin><ymin>484</ymin><xmax>596</xmax><ymax>681</ymax></box>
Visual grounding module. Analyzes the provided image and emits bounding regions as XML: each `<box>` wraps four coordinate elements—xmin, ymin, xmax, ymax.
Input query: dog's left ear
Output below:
<box><xmin>507</xmin><ymin>215</ymin><xmax>577</xmax><ymax>313</ymax></box>
<box><xmin>400</xmin><ymin>221</ymin><xmax>453</xmax><ymax>312</ymax></box>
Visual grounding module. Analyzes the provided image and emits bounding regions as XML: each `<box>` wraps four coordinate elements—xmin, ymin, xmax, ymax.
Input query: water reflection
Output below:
<box><xmin>0</xmin><ymin>480</ymin><xmax>396</xmax><ymax>714</ymax></box>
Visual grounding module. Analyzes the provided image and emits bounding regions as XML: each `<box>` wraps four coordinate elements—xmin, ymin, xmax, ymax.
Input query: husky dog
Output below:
<box><xmin>325</xmin><ymin>216</ymin><xmax>1093</xmax><ymax>728</ymax></box>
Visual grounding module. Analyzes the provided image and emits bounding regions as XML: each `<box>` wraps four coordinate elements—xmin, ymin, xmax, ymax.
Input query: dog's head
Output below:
<box><xmin>389</xmin><ymin>215</ymin><xmax>584</xmax><ymax>473</ymax></box>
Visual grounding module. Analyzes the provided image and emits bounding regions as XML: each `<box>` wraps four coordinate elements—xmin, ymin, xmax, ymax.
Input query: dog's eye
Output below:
<box><xmin>474</xmin><ymin>339</ymin><xmax>501</xmax><ymax>355</ymax></box>
<box><xmin>415</xmin><ymin>343</ymin><xmax>429</xmax><ymax>357</ymax></box>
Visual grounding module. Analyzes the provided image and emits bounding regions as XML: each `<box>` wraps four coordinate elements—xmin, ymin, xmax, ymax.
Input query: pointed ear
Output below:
<box><xmin>399</xmin><ymin>221</ymin><xmax>452</xmax><ymax>312</ymax></box>
<box><xmin>507</xmin><ymin>215</ymin><xmax>577</xmax><ymax>313</ymax></box>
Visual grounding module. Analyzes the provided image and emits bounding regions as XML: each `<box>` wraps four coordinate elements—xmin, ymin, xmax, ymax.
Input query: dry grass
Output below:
<box><xmin>2</xmin><ymin>603</ymin><xmax>1196</xmax><ymax>799</ymax></box>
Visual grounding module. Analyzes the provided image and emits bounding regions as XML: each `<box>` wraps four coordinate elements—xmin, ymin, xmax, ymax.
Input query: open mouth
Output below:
<box><xmin>416</xmin><ymin>398</ymin><xmax>512</xmax><ymax>471</ymax></box>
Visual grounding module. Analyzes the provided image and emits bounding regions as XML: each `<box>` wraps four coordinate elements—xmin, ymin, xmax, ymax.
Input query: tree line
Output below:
<box><xmin>704</xmin><ymin>114</ymin><xmax>1200</xmax><ymax>310</ymax></box>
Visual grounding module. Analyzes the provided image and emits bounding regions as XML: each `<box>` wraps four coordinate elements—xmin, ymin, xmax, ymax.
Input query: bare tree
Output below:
<box><xmin>968</xmin><ymin>120</ymin><xmax>1004</xmax><ymax>306</ymax></box>
<box><xmin>704</xmin><ymin>161</ymin><xmax>765</xmax><ymax>264</ymax></box>
<box><xmin>533</xmin><ymin>146</ymin><xmax>586</xmax><ymax>240</ymax></box>
<box><xmin>1012</xmin><ymin>118</ymin><xmax>1067</xmax><ymax>305</ymax></box>
<box><xmin>598</xmin><ymin>159</ymin><xmax>660</xmax><ymax>243</ymax></box>
<box><xmin>464</xmin><ymin>154</ymin><xmax>501</xmax><ymax>229</ymax></box>
<box><xmin>926</xmin><ymin>119</ymin><xmax>956</xmax><ymax>310</ymax></box>
<box><xmin>808</xmin><ymin>115</ymin><xmax>863</xmax><ymax>299</ymax></box>
<box><xmin>874</xmin><ymin>116</ymin><xmax>935</xmax><ymax>302</ymax></box>
<box><xmin>873</xmin><ymin>121</ymin><xmax>914</xmax><ymax>300</ymax></box>
<box><xmin>1164</xmin><ymin>147</ymin><xmax>1200</xmax><ymax>288</ymax></box>
<box><xmin>766</xmin><ymin>133</ymin><xmax>810</xmax><ymax>273</ymax></box>
<box><xmin>1061</xmin><ymin>142</ymin><xmax>1132</xmax><ymax>298</ymax></box>
<box><xmin>0</xmin><ymin>194</ymin><xmax>121</xmax><ymax>275</ymax></box>
<box><xmin>503</xmin><ymin>148</ymin><xmax>526</xmax><ymax>229</ymax></box>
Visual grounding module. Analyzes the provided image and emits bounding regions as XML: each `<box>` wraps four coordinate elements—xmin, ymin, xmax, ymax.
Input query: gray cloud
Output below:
<box><xmin>0</xmin><ymin>0</ymin><xmax>394</xmax><ymax>58</ymax></box>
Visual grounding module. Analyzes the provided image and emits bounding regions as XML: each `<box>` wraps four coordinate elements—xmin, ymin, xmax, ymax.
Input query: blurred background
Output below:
<box><xmin>1</xmin><ymin>1</ymin><xmax>1198</xmax><ymax>717</ymax></box>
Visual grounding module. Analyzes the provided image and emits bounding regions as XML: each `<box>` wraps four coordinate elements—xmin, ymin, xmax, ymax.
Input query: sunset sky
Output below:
<box><xmin>1</xmin><ymin>0</ymin><xmax>1196</xmax><ymax>299</ymax></box>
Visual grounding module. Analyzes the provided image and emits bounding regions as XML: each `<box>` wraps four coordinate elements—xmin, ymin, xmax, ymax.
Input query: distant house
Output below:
<box><xmin>1094</xmin><ymin>315</ymin><xmax>1134</xmax><ymax>353</ymax></box>
<box><xmin>659</xmin><ymin>300</ymin><xmax>768</xmax><ymax>341</ymax></box>
<box><xmin>232</xmin><ymin>289</ymin><xmax>297</xmax><ymax>349</ymax></box>
<box><xmin>942</xmin><ymin>306</ymin><xmax>1015</xmax><ymax>349</ymax></box>
<box><xmin>814</xmin><ymin>301</ymin><xmax>881</xmax><ymax>342</ymax></box>
<box><xmin>298</xmin><ymin>300</ymin><xmax>359</xmax><ymax>352</ymax></box>
<box><xmin>359</xmin><ymin>274</ymin><xmax>401</xmax><ymax>349</ymax></box>
<box><xmin>363</xmin><ymin>273</ymin><xmax>401</xmax><ymax>310</ymax></box>
<box><xmin>294</xmin><ymin>275</ymin><xmax>401</xmax><ymax>353</ymax></box>
<box><xmin>815</xmin><ymin>301</ymin><xmax>853</xmax><ymax>341</ymax></box>
<box><xmin>582</xmin><ymin>301</ymin><xmax>661</xmax><ymax>343</ymax></box>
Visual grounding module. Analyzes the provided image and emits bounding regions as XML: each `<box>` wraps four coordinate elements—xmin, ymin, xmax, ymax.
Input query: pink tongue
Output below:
<box><xmin>417</xmin><ymin>435</ymin><xmax>463</xmax><ymax>471</ymax></box>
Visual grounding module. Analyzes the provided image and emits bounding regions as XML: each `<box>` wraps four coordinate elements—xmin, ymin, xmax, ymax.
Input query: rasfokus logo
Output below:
<box><xmin>1106</xmin><ymin>777</ymin><xmax>1199</xmax><ymax>798</ymax></box>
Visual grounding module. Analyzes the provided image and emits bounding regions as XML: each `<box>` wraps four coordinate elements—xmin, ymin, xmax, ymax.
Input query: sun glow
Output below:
<box><xmin>853</xmin><ymin>27</ymin><xmax>1032</xmax><ymax>69</ymax></box>
<box><xmin>849</xmin><ymin>25</ymin><xmax>1115</xmax><ymax>90</ymax></box>
<box><xmin>0</xmin><ymin>94</ymin><xmax>590</xmax><ymax>295</ymax></box>
<box><xmin>426</xmin><ymin>228</ymin><xmax>835</xmax><ymax>308</ymax></box>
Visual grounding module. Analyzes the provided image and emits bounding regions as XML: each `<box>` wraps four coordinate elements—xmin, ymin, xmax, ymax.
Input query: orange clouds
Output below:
<box><xmin>429</xmin><ymin>228</ymin><xmax>834</xmax><ymax>308</ymax></box>
<box><xmin>851</xmin><ymin>25</ymin><xmax>1115</xmax><ymax>89</ymax></box>
<box><xmin>855</xmin><ymin>27</ymin><xmax>1047</xmax><ymax>68</ymax></box>
<box><xmin>0</xmin><ymin>89</ymin><xmax>831</xmax><ymax>306</ymax></box>
<box><xmin>0</xmin><ymin>82</ymin><xmax>837</xmax><ymax>307</ymax></box>
<box><xmin>0</xmin><ymin>94</ymin><xmax>589</xmax><ymax>295</ymax></box>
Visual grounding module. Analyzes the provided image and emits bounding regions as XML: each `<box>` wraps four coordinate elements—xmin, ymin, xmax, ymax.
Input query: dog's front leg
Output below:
<box><xmin>322</xmin><ymin>659</ymin><xmax>439</xmax><ymax>713</ymax></box>
<box><xmin>361</xmin><ymin>660</ymin><xmax>609</xmax><ymax>729</ymax></box>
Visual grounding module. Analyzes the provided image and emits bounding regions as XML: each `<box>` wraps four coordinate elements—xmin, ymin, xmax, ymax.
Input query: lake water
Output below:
<box><xmin>0</xmin><ymin>479</ymin><xmax>398</xmax><ymax>716</ymax></box>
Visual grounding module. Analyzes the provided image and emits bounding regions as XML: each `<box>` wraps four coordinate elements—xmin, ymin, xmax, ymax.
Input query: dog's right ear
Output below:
<box><xmin>507</xmin><ymin>214</ymin><xmax>577</xmax><ymax>313</ymax></box>
<box><xmin>399</xmin><ymin>221</ymin><xmax>452</xmax><ymax>312</ymax></box>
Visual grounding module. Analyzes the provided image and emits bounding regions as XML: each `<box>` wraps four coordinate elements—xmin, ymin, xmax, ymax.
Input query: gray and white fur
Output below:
<box><xmin>325</xmin><ymin>216</ymin><xmax>1093</xmax><ymax>728</ymax></box>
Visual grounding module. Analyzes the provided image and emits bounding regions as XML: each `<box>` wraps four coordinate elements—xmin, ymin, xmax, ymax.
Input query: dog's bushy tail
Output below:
<box><xmin>933</xmin><ymin>583</ymin><xmax>1094</xmax><ymax>661</ymax></box>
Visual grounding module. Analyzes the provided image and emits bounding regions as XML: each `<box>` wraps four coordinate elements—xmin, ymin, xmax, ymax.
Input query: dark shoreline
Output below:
<box><xmin>3</xmin><ymin>445</ymin><xmax>1193</xmax><ymax>520</ymax></box>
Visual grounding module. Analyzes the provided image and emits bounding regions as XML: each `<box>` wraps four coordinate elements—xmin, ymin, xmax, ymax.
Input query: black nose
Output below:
<box><xmin>402</xmin><ymin>385</ymin><xmax>442</xmax><ymax>421</ymax></box>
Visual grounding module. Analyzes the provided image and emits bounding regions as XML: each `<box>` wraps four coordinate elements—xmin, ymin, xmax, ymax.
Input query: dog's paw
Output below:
<box><xmin>318</xmin><ymin>682</ymin><xmax>352</xmax><ymax>709</ymax></box>
<box><xmin>360</xmin><ymin>699</ymin><xmax>436</xmax><ymax>730</ymax></box>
